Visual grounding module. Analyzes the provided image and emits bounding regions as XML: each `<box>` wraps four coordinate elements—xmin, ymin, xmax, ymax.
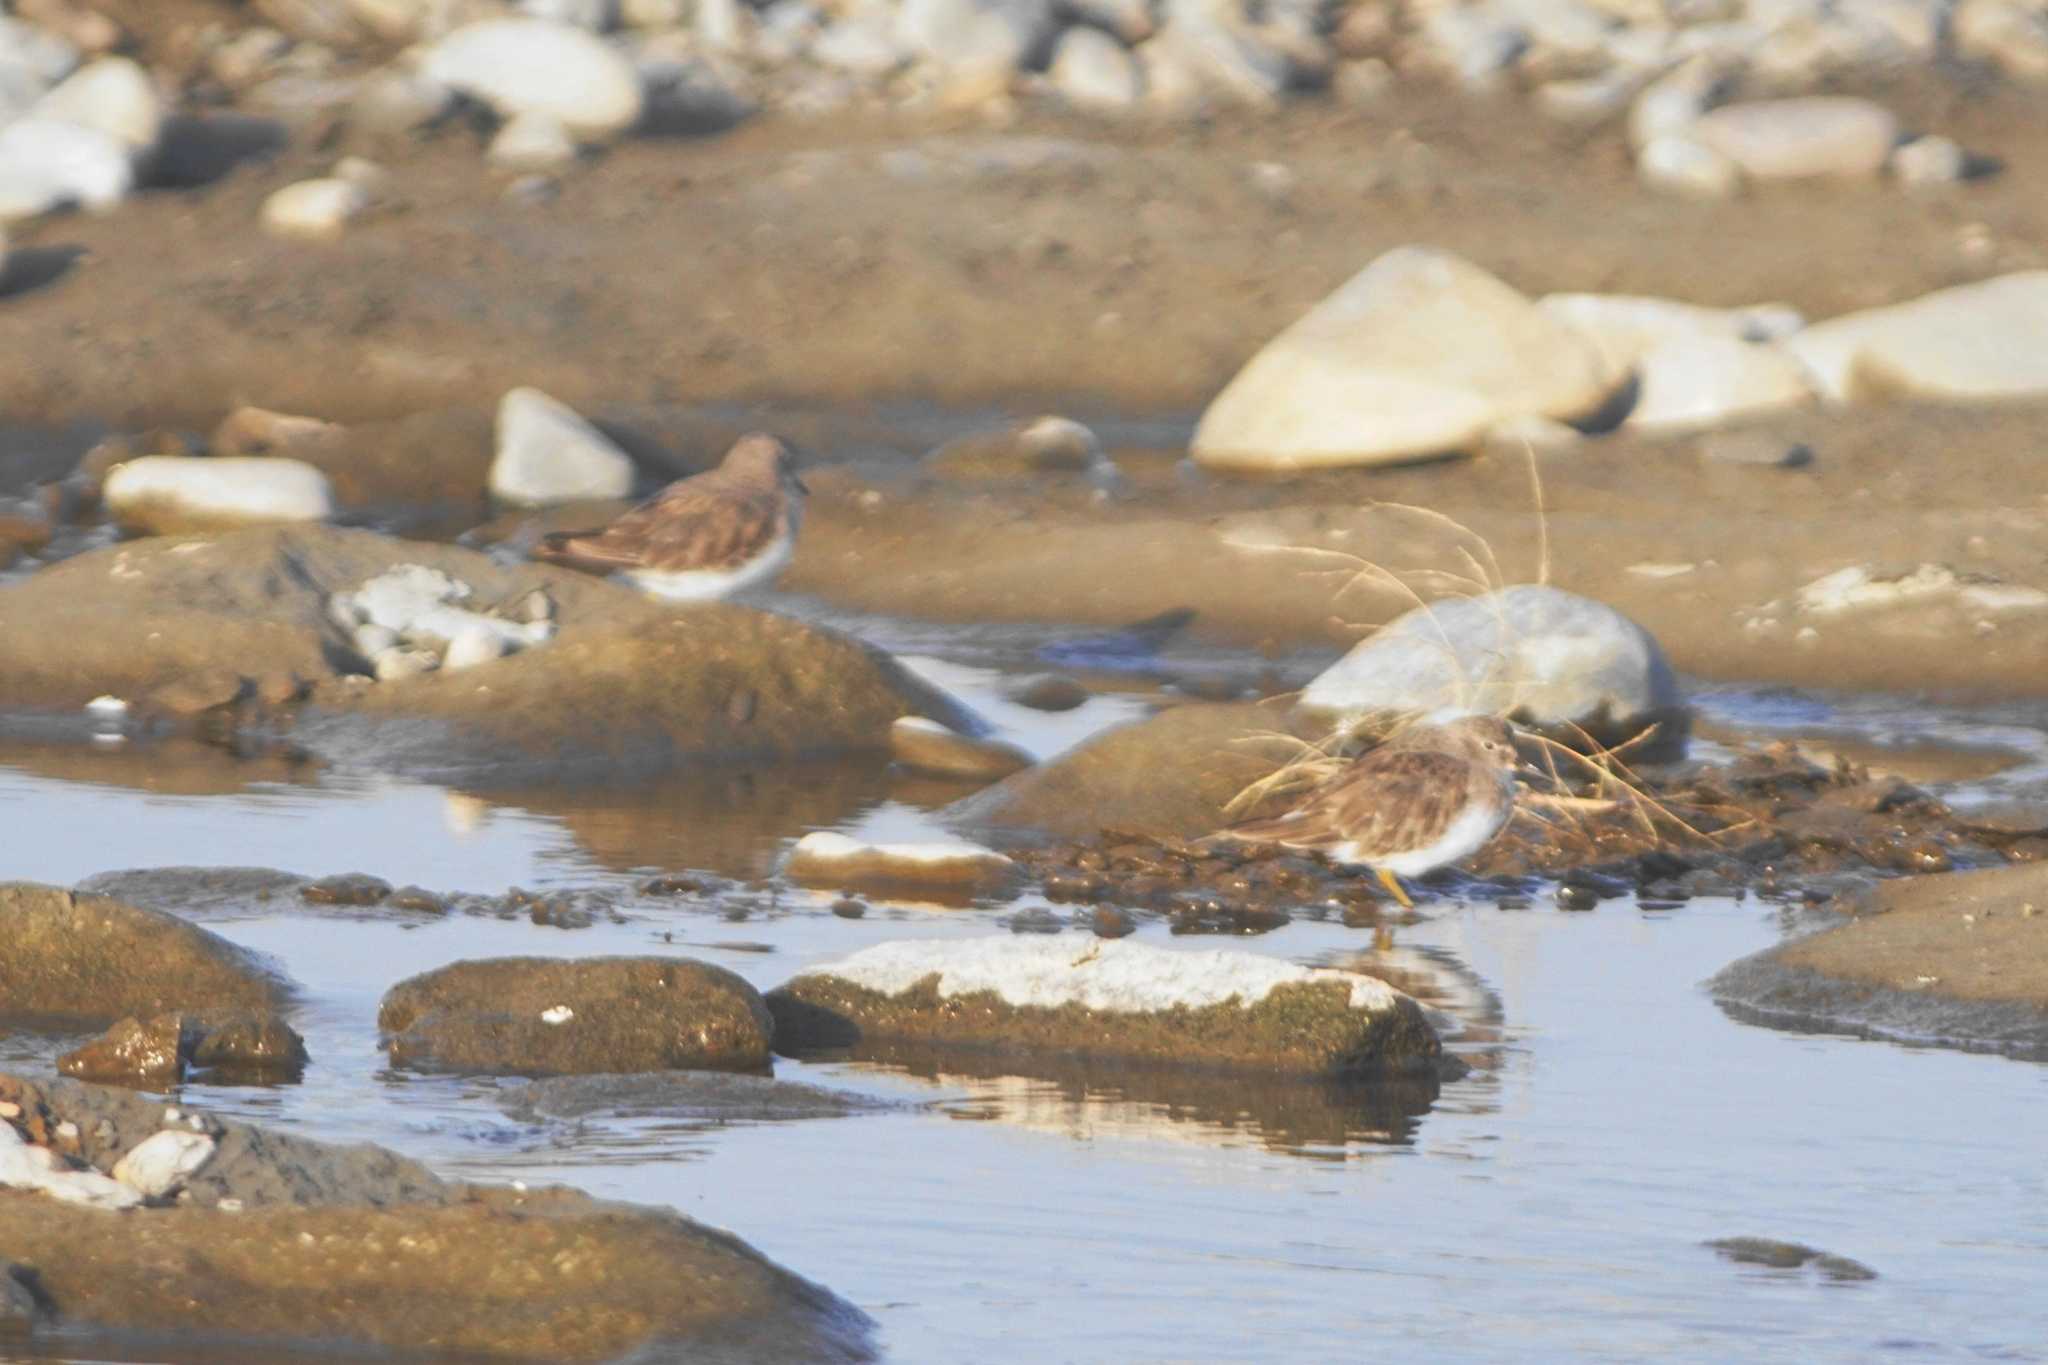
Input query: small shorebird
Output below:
<box><xmin>532</xmin><ymin>433</ymin><xmax>807</xmax><ymax>600</ymax></box>
<box><xmin>1211</xmin><ymin>714</ymin><xmax>1521</xmax><ymax>908</ymax></box>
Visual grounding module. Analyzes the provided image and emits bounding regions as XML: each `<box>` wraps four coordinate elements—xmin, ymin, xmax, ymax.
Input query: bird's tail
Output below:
<box><xmin>531</xmin><ymin>530</ymin><xmax>608</xmax><ymax>569</ymax></box>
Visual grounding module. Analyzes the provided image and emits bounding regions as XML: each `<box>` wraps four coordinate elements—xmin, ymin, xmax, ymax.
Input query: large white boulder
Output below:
<box><xmin>1191</xmin><ymin>246</ymin><xmax>1624</xmax><ymax>471</ymax></box>
<box><xmin>1537</xmin><ymin>293</ymin><xmax>1805</xmax><ymax>372</ymax></box>
<box><xmin>421</xmin><ymin>18</ymin><xmax>645</xmax><ymax>137</ymax></box>
<box><xmin>102</xmin><ymin>457</ymin><xmax>336</xmax><ymax>532</ymax></box>
<box><xmin>1626</xmin><ymin>335</ymin><xmax>1814</xmax><ymax>430</ymax></box>
<box><xmin>1783</xmin><ymin>272</ymin><xmax>2048</xmax><ymax>404</ymax></box>
<box><xmin>1297</xmin><ymin>584</ymin><xmax>1687</xmax><ymax>754</ymax></box>
<box><xmin>489</xmin><ymin>386</ymin><xmax>637</xmax><ymax>505</ymax></box>
<box><xmin>0</xmin><ymin>115</ymin><xmax>132</xmax><ymax>220</ymax></box>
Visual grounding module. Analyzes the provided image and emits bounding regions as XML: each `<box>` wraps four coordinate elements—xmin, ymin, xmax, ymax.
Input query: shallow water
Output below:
<box><xmin>3</xmin><ymin>627</ymin><xmax>2047</xmax><ymax>1363</ymax></box>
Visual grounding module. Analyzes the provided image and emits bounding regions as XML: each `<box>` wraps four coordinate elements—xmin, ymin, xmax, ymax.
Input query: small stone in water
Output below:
<box><xmin>1557</xmin><ymin>883</ymin><xmax>1599</xmax><ymax>911</ymax></box>
<box><xmin>830</xmin><ymin>897</ymin><xmax>867</xmax><ymax>919</ymax></box>
<box><xmin>1007</xmin><ymin>673</ymin><xmax>1089</xmax><ymax>711</ymax></box>
<box><xmin>639</xmin><ymin>874</ymin><xmax>706</xmax><ymax>896</ymax></box>
<box><xmin>387</xmin><ymin>886</ymin><xmax>449</xmax><ymax>914</ymax></box>
<box><xmin>302</xmin><ymin>873</ymin><xmax>394</xmax><ymax>906</ymax></box>
<box><xmin>1090</xmin><ymin>905</ymin><xmax>1136</xmax><ymax>938</ymax></box>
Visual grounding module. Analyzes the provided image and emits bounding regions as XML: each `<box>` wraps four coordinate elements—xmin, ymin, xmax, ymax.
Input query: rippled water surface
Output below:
<box><xmin>3</xmin><ymin>622</ymin><xmax>2046</xmax><ymax>1363</ymax></box>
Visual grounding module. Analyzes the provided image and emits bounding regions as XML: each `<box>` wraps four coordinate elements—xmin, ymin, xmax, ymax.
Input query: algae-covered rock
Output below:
<box><xmin>380</xmin><ymin>956</ymin><xmax>775</xmax><ymax>1077</ymax></box>
<box><xmin>0</xmin><ymin>882</ymin><xmax>290</xmax><ymax>1025</ymax></box>
<box><xmin>767</xmin><ymin>934</ymin><xmax>1449</xmax><ymax>1078</ymax></box>
<box><xmin>0</xmin><ymin>1073</ymin><xmax>873</xmax><ymax>1361</ymax></box>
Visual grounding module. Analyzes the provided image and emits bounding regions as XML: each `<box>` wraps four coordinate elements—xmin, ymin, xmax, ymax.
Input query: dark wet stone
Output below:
<box><xmin>1090</xmin><ymin>906</ymin><xmax>1136</xmax><ymax>938</ymax></box>
<box><xmin>386</xmin><ymin>885</ymin><xmax>449</xmax><ymax>914</ymax></box>
<box><xmin>500</xmin><ymin>1071</ymin><xmax>903</xmax><ymax>1124</ymax></box>
<box><xmin>1556</xmin><ymin>884</ymin><xmax>1599</xmax><ymax>911</ymax></box>
<box><xmin>300</xmin><ymin>873</ymin><xmax>393</xmax><ymax>907</ymax></box>
<box><xmin>1004</xmin><ymin>908</ymin><xmax>1069</xmax><ymax>934</ymax></box>
<box><xmin>1169</xmin><ymin>898</ymin><xmax>1291</xmax><ymax>936</ymax></box>
<box><xmin>528</xmin><ymin>892</ymin><xmax>603</xmax><ymax>930</ymax></box>
<box><xmin>0</xmin><ymin>883</ymin><xmax>291</xmax><ymax>1026</ymax></box>
<box><xmin>1705</xmin><ymin>1238</ymin><xmax>1876</xmax><ymax>1282</ymax></box>
<box><xmin>641</xmin><ymin>874</ymin><xmax>710</xmax><ymax>896</ymax></box>
<box><xmin>58</xmin><ymin>1015</ymin><xmax>191</xmax><ymax>1088</ymax></box>
<box><xmin>830</xmin><ymin>898</ymin><xmax>867</xmax><ymax>919</ymax></box>
<box><xmin>1006</xmin><ymin>673</ymin><xmax>1090</xmax><ymax>712</ymax></box>
<box><xmin>189</xmin><ymin>1011</ymin><xmax>309</xmax><ymax>1079</ymax></box>
<box><xmin>0</xmin><ymin>1073</ymin><xmax>874</xmax><ymax>1361</ymax></box>
<box><xmin>1037</xmin><ymin>606</ymin><xmax>1197</xmax><ymax>673</ymax></box>
<box><xmin>380</xmin><ymin>956</ymin><xmax>774</xmax><ymax>1078</ymax></box>
<box><xmin>1</xmin><ymin>1265</ymin><xmax>42</xmax><ymax>1332</ymax></box>
<box><xmin>55</xmin><ymin>1010</ymin><xmax>307</xmax><ymax>1089</ymax></box>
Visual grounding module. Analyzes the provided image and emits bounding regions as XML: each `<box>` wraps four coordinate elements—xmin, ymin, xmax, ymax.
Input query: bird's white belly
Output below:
<box><xmin>622</xmin><ymin>530</ymin><xmax>794</xmax><ymax>601</ymax></box>
<box><xmin>1336</xmin><ymin>792</ymin><xmax>1512</xmax><ymax>876</ymax></box>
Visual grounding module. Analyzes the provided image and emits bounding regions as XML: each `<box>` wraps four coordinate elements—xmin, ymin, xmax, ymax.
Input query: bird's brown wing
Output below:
<box><xmin>1223</xmin><ymin>750</ymin><xmax>1479</xmax><ymax>860</ymax></box>
<box><xmin>533</xmin><ymin>474</ymin><xmax>784</xmax><ymax>573</ymax></box>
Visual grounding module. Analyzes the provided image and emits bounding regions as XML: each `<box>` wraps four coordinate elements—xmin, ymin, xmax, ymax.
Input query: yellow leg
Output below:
<box><xmin>1374</xmin><ymin>866</ymin><xmax>1414</xmax><ymax>909</ymax></box>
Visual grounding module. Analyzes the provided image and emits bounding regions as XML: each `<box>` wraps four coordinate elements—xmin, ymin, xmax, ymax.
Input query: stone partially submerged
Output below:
<box><xmin>0</xmin><ymin>1073</ymin><xmax>874</xmax><ymax>1361</ymax></box>
<box><xmin>379</xmin><ymin>956</ymin><xmax>775</xmax><ymax>1076</ymax></box>
<box><xmin>1296</xmin><ymin>584</ymin><xmax>1689</xmax><ymax>757</ymax></box>
<box><xmin>785</xmin><ymin>830</ymin><xmax>1023</xmax><ymax>902</ymax></box>
<box><xmin>1783</xmin><ymin>272</ymin><xmax>2048</xmax><ymax>404</ymax></box>
<box><xmin>0</xmin><ymin>882</ymin><xmax>291</xmax><ymax>1024</ymax></box>
<box><xmin>767</xmin><ymin>934</ymin><xmax>1451</xmax><ymax>1078</ymax></box>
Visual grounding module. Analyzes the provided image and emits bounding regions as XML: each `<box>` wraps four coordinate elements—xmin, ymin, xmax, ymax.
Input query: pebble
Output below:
<box><xmin>0</xmin><ymin>115</ymin><xmax>134</xmax><ymax>220</ymax></box>
<box><xmin>1637</xmin><ymin>134</ymin><xmax>1741</xmax><ymax>198</ymax></box>
<box><xmin>261</xmin><ymin>177</ymin><xmax>369</xmax><ymax>239</ymax></box>
<box><xmin>1007</xmin><ymin>673</ymin><xmax>1090</xmax><ymax>711</ymax></box>
<box><xmin>32</xmin><ymin>54</ymin><xmax>159</xmax><ymax>152</ymax></box>
<box><xmin>1891</xmin><ymin>134</ymin><xmax>1967</xmax><ymax>187</ymax></box>
<box><xmin>889</xmin><ymin>716</ymin><xmax>1034</xmax><ymax>781</ymax></box>
<box><xmin>1048</xmin><ymin>27</ymin><xmax>1143</xmax><ymax>111</ymax></box>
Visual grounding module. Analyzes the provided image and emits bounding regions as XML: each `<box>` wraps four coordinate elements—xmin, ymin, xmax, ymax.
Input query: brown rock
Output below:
<box><xmin>0</xmin><ymin>516</ymin><xmax>53</xmax><ymax>555</ymax></box>
<box><xmin>0</xmin><ymin>883</ymin><xmax>291</xmax><ymax>1025</ymax></box>
<box><xmin>1006</xmin><ymin>672</ymin><xmax>1090</xmax><ymax>711</ymax></box>
<box><xmin>889</xmin><ymin>716</ymin><xmax>1033</xmax><ymax>781</ymax></box>
<box><xmin>379</xmin><ymin>956</ymin><xmax>775</xmax><ymax>1077</ymax></box>
<box><xmin>0</xmin><ymin>1072</ymin><xmax>872</xmax><ymax>1362</ymax></box>
<box><xmin>148</xmin><ymin>670</ymin><xmax>250</xmax><ymax>716</ymax></box>
<box><xmin>210</xmin><ymin>405</ymin><xmax>345</xmax><ymax>457</ymax></box>
<box><xmin>58</xmin><ymin>1015</ymin><xmax>192</xmax><ymax>1087</ymax></box>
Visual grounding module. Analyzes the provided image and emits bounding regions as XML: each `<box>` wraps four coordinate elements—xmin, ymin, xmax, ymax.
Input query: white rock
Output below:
<box><xmin>812</xmin><ymin>13</ymin><xmax>906</xmax><ymax>73</ymax></box>
<box><xmin>111</xmin><ymin>1130</ymin><xmax>216</xmax><ymax>1198</ymax></box>
<box><xmin>522</xmin><ymin>0</ymin><xmax>619</xmax><ymax>28</ymax></box>
<box><xmin>1145</xmin><ymin>8</ymin><xmax>1292</xmax><ymax>107</ymax></box>
<box><xmin>1783</xmin><ymin>273</ymin><xmax>2048</xmax><ymax>404</ymax></box>
<box><xmin>0</xmin><ymin>15</ymin><xmax>82</xmax><ymax>90</ymax></box>
<box><xmin>340</xmin><ymin>564</ymin><xmax>554</xmax><ymax>652</ymax></box>
<box><xmin>490</xmin><ymin>386</ymin><xmax>637</xmax><ymax>505</ymax></box>
<box><xmin>103</xmin><ymin>457</ymin><xmax>335</xmax><ymax>530</ymax></box>
<box><xmin>792</xmin><ymin>933</ymin><xmax>1408</xmax><ymax>1014</ymax></box>
<box><xmin>540</xmin><ymin>1004</ymin><xmax>575</xmax><ymax>1024</ymax></box>
<box><xmin>354</xmin><ymin>622</ymin><xmax>400</xmax><ymax>657</ymax></box>
<box><xmin>1797</xmin><ymin>563</ymin><xmax>2048</xmax><ymax>616</ymax></box>
<box><xmin>1954</xmin><ymin>0</ymin><xmax>2048</xmax><ymax>79</ymax></box>
<box><xmin>488</xmin><ymin>109</ymin><xmax>579</xmax><ymax>170</ymax></box>
<box><xmin>261</xmin><ymin>177</ymin><xmax>368</xmax><ymax>239</ymax></box>
<box><xmin>694</xmin><ymin>0</ymin><xmax>754</xmax><ymax>52</ymax></box>
<box><xmin>422</xmin><ymin>18</ymin><xmax>645</xmax><ymax>138</ymax></box>
<box><xmin>1636</xmin><ymin>134</ymin><xmax>1740</xmax><ymax>198</ymax></box>
<box><xmin>1891</xmin><ymin>134</ymin><xmax>1967</xmax><ymax>187</ymax></box>
<box><xmin>32</xmin><ymin>55</ymin><xmax>159</xmax><ymax>153</ymax></box>
<box><xmin>442</xmin><ymin>626</ymin><xmax>509</xmax><ymax>671</ymax></box>
<box><xmin>0</xmin><ymin>1123</ymin><xmax>141</xmax><ymax>1210</ymax></box>
<box><xmin>374</xmin><ymin>647</ymin><xmax>440</xmax><ymax>682</ymax></box>
<box><xmin>1625</xmin><ymin>335</ymin><xmax>1813</xmax><ymax>431</ymax></box>
<box><xmin>895</xmin><ymin>0</ymin><xmax>1053</xmax><ymax>75</ymax></box>
<box><xmin>1297</xmin><ymin>583</ymin><xmax>1686</xmax><ymax>749</ymax></box>
<box><xmin>1626</xmin><ymin>54</ymin><xmax>1727</xmax><ymax>148</ymax></box>
<box><xmin>1538</xmin><ymin>293</ymin><xmax>1804</xmax><ymax>372</ymax></box>
<box><xmin>1690</xmin><ymin>97</ymin><xmax>1898</xmax><ymax>180</ymax></box>
<box><xmin>1048</xmin><ymin>27</ymin><xmax>1143</xmax><ymax>110</ymax></box>
<box><xmin>1191</xmin><ymin>246</ymin><xmax>1623</xmax><ymax>471</ymax></box>
<box><xmin>785</xmin><ymin>830</ymin><xmax>1019</xmax><ymax>897</ymax></box>
<box><xmin>0</xmin><ymin>115</ymin><xmax>132</xmax><ymax>220</ymax></box>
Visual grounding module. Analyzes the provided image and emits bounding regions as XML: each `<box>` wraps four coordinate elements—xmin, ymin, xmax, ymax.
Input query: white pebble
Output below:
<box><xmin>112</xmin><ymin>1130</ymin><xmax>216</xmax><ymax>1199</ymax></box>
<box><xmin>540</xmin><ymin>1005</ymin><xmax>575</xmax><ymax>1024</ymax></box>
<box><xmin>85</xmin><ymin>695</ymin><xmax>129</xmax><ymax>716</ymax></box>
<box><xmin>261</xmin><ymin>178</ymin><xmax>369</xmax><ymax>240</ymax></box>
<box><xmin>442</xmin><ymin>627</ymin><xmax>509</xmax><ymax>672</ymax></box>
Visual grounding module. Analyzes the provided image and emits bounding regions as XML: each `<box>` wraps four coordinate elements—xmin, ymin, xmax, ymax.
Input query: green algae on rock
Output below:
<box><xmin>379</xmin><ymin>955</ymin><xmax>775</xmax><ymax>1077</ymax></box>
<box><xmin>767</xmin><ymin>934</ymin><xmax>1452</xmax><ymax>1079</ymax></box>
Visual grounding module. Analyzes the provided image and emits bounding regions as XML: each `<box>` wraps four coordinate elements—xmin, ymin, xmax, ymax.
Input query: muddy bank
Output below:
<box><xmin>1710</xmin><ymin>861</ymin><xmax>2048</xmax><ymax>1057</ymax></box>
<box><xmin>0</xmin><ymin>1073</ymin><xmax>873</xmax><ymax>1362</ymax></box>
